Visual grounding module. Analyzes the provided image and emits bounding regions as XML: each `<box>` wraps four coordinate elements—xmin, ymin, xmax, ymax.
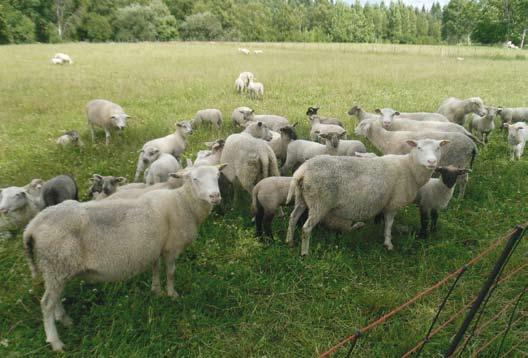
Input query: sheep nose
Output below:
<box><xmin>209</xmin><ymin>192</ymin><xmax>221</xmax><ymax>204</ymax></box>
<box><xmin>427</xmin><ymin>159</ymin><xmax>437</xmax><ymax>166</ymax></box>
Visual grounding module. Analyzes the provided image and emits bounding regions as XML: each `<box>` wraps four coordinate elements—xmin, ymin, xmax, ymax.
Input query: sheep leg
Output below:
<box><xmin>164</xmin><ymin>253</ymin><xmax>179</xmax><ymax>298</ymax></box>
<box><xmin>263</xmin><ymin>213</ymin><xmax>275</xmax><ymax>239</ymax></box>
<box><xmin>54</xmin><ymin>300</ymin><xmax>73</xmax><ymax>327</ymax></box>
<box><xmin>41</xmin><ymin>279</ymin><xmax>65</xmax><ymax>352</ymax></box>
<box><xmin>418</xmin><ymin>209</ymin><xmax>429</xmax><ymax>239</ymax></box>
<box><xmin>383</xmin><ymin>211</ymin><xmax>396</xmax><ymax>250</ymax></box>
<box><xmin>286</xmin><ymin>201</ymin><xmax>307</xmax><ymax>247</ymax></box>
<box><xmin>134</xmin><ymin>157</ymin><xmax>145</xmax><ymax>182</ymax></box>
<box><xmin>301</xmin><ymin>209</ymin><xmax>327</xmax><ymax>257</ymax></box>
<box><xmin>89</xmin><ymin>124</ymin><xmax>96</xmax><ymax>142</ymax></box>
<box><xmin>104</xmin><ymin>129</ymin><xmax>111</xmax><ymax>145</ymax></box>
<box><xmin>151</xmin><ymin>258</ymin><xmax>161</xmax><ymax>295</ymax></box>
<box><xmin>255</xmin><ymin>206</ymin><xmax>264</xmax><ymax>238</ymax></box>
<box><xmin>431</xmin><ymin>210</ymin><xmax>439</xmax><ymax>232</ymax></box>
<box><xmin>457</xmin><ymin>173</ymin><xmax>468</xmax><ymax>199</ymax></box>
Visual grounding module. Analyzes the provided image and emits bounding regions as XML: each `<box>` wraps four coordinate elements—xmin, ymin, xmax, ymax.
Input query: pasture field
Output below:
<box><xmin>0</xmin><ymin>42</ymin><xmax>527</xmax><ymax>356</ymax></box>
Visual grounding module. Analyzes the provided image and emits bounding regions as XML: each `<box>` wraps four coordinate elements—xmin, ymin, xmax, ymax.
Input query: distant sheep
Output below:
<box><xmin>238</xmin><ymin>48</ymin><xmax>250</xmax><ymax>55</ymax></box>
<box><xmin>468</xmin><ymin>106</ymin><xmax>500</xmax><ymax>144</ymax></box>
<box><xmin>306</xmin><ymin>107</ymin><xmax>343</xmax><ymax>127</ymax></box>
<box><xmin>248</xmin><ymin>79</ymin><xmax>264</xmax><ymax>100</ymax></box>
<box><xmin>238</xmin><ymin>72</ymin><xmax>255</xmax><ymax>86</ymax></box>
<box><xmin>41</xmin><ymin>175</ymin><xmax>78</xmax><ymax>208</ymax></box>
<box><xmin>192</xmin><ymin>109</ymin><xmax>222</xmax><ymax>130</ymax></box>
<box><xmin>254</xmin><ymin>50</ymin><xmax>263</xmax><ymax>54</ymax></box>
<box><xmin>56</xmin><ymin>130</ymin><xmax>83</xmax><ymax>147</ymax></box>
<box><xmin>235</xmin><ymin>78</ymin><xmax>245</xmax><ymax>93</ymax></box>
<box><xmin>51</xmin><ymin>53</ymin><xmax>73</xmax><ymax>64</ymax></box>
<box><xmin>504</xmin><ymin>122</ymin><xmax>528</xmax><ymax>160</ymax></box>
<box><xmin>86</xmin><ymin>99</ymin><xmax>130</xmax><ymax>145</ymax></box>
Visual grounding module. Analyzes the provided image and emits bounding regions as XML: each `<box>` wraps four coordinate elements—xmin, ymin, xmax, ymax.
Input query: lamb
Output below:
<box><xmin>381</xmin><ymin>109</ymin><xmax>449</xmax><ymax>122</ymax></box>
<box><xmin>306</xmin><ymin>107</ymin><xmax>344</xmax><ymax>127</ymax></box>
<box><xmin>192</xmin><ymin>109</ymin><xmax>222</xmax><ymax>130</ymax></box>
<box><xmin>238</xmin><ymin>71</ymin><xmax>255</xmax><ymax>86</ymax></box>
<box><xmin>309</xmin><ymin>116</ymin><xmax>347</xmax><ymax>142</ymax></box>
<box><xmin>56</xmin><ymin>130</ymin><xmax>84</xmax><ymax>147</ymax></box>
<box><xmin>252</xmin><ymin>176</ymin><xmax>293</xmax><ymax>238</ymax></box>
<box><xmin>504</xmin><ymin>122</ymin><xmax>528</xmax><ymax>160</ymax></box>
<box><xmin>23</xmin><ymin>164</ymin><xmax>226</xmax><ymax>352</ymax></box>
<box><xmin>220</xmin><ymin>122</ymin><xmax>279</xmax><ymax>195</ymax></box>
<box><xmin>437</xmin><ymin>97</ymin><xmax>486</xmax><ymax>125</ymax></box>
<box><xmin>146</xmin><ymin>153</ymin><xmax>181</xmax><ymax>185</ymax></box>
<box><xmin>133</xmin><ymin>121</ymin><xmax>193</xmax><ymax>182</ymax></box>
<box><xmin>468</xmin><ymin>106</ymin><xmax>500</xmax><ymax>143</ymax></box>
<box><xmin>268</xmin><ymin>125</ymin><xmax>297</xmax><ymax>162</ymax></box>
<box><xmin>415</xmin><ymin>166</ymin><xmax>471</xmax><ymax>239</ymax></box>
<box><xmin>235</xmin><ymin>77</ymin><xmax>245</xmax><ymax>93</ymax></box>
<box><xmin>285</xmin><ymin>139</ymin><xmax>449</xmax><ymax>256</ymax></box>
<box><xmin>347</xmin><ymin>105</ymin><xmax>379</xmax><ymax>122</ymax></box>
<box><xmin>355</xmin><ymin>118</ymin><xmax>477</xmax><ymax>198</ymax></box>
<box><xmin>281</xmin><ymin>132</ymin><xmax>341</xmax><ymax>175</ymax></box>
<box><xmin>41</xmin><ymin>175</ymin><xmax>78</xmax><ymax>208</ymax></box>
<box><xmin>88</xmin><ymin>174</ymin><xmax>127</xmax><ymax>199</ymax></box>
<box><xmin>86</xmin><ymin>99</ymin><xmax>130</xmax><ymax>145</ymax></box>
<box><xmin>497</xmin><ymin>107</ymin><xmax>528</xmax><ymax>127</ymax></box>
<box><xmin>247</xmin><ymin>79</ymin><xmax>264</xmax><ymax>100</ymax></box>
<box><xmin>232</xmin><ymin>107</ymin><xmax>254</xmax><ymax>128</ymax></box>
<box><xmin>0</xmin><ymin>184</ymin><xmax>43</xmax><ymax>232</ymax></box>
<box><xmin>194</xmin><ymin>139</ymin><xmax>225</xmax><ymax>167</ymax></box>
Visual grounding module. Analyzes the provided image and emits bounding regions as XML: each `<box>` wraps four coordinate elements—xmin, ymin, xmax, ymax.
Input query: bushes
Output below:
<box><xmin>84</xmin><ymin>13</ymin><xmax>112</xmax><ymax>42</ymax></box>
<box><xmin>179</xmin><ymin>12</ymin><xmax>222</xmax><ymax>41</ymax></box>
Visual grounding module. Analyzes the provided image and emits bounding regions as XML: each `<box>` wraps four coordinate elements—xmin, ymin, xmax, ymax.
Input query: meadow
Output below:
<box><xmin>0</xmin><ymin>42</ymin><xmax>527</xmax><ymax>356</ymax></box>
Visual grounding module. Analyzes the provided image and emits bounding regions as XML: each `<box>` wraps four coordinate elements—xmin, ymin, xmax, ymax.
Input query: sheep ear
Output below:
<box><xmin>169</xmin><ymin>170</ymin><xmax>189</xmax><ymax>179</ymax></box>
<box><xmin>406</xmin><ymin>140</ymin><xmax>418</xmax><ymax>147</ymax></box>
<box><xmin>375</xmin><ymin>108</ymin><xmax>382</xmax><ymax>114</ymax></box>
<box><xmin>217</xmin><ymin>163</ymin><xmax>228</xmax><ymax>172</ymax></box>
<box><xmin>394</xmin><ymin>112</ymin><xmax>400</xmax><ymax>116</ymax></box>
<box><xmin>93</xmin><ymin>174</ymin><xmax>103</xmax><ymax>180</ymax></box>
<box><xmin>439</xmin><ymin>140</ymin><xmax>450</xmax><ymax>147</ymax></box>
<box><xmin>176</xmin><ymin>123</ymin><xmax>183</xmax><ymax>128</ymax></box>
<box><xmin>116</xmin><ymin>177</ymin><xmax>127</xmax><ymax>184</ymax></box>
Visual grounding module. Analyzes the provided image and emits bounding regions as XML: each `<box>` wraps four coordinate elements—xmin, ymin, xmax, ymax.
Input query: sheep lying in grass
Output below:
<box><xmin>437</xmin><ymin>97</ymin><xmax>486</xmax><ymax>125</ymax></box>
<box><xmin>56</xmin><ymin>130</ymin><xmax>83</xmax><ymax>147</ymax></box>
<box><xmin>220</xmin><ymin>122</ymin><xmax>278</xmax><ymax>195</ymax></box>
<box><xmin>268</xmin><ymin>125</ymin><xmax>297</xmax><ymax>162</ymax></box>
<box><xmin>286</xmin><ymin>139</ymin><xmax>449</xmax><ymax>256</ymax></box>
<box><xmin>23</xmin><ymin>164</ymin><xmax>226</xmax><ymax>352</ymax></box>
<box><xmin>192</xmin><ymin>109</ymin><xmax>222</xmax><ymax>130</ymax></box>
<box><xmin>194</xmin><ymin>139</ymin><xmax>225</xmax><ymax>167</ymax></box>
<box><xmin>86</xmin><ymin>99</ymin><xmax>130</xmax><ymax>145</ymax></box>
<box><xmin>355</xmin><ymin>118</ymin><xmax>476</xmax><ymax>198</ymax></box>
<box><xmin>415</xmin><ymin>166</ymin><xmax>471</xmax><ymax>239</ymax></box>
<box><xmin>232</xmin><ymin>107</ymin><xmax>254</xmax><ymax>128</ymax></box>
<box><xmin>248</xmin><ymin>79</ymin><xmax>264</xmax><ymax>100</ymax></box>
<box><xmin>146</xmin><ymin>153</ymin><xmax>181</xmax><ymax>185</ymax></box>
<box><xmin>504</xmin><ymin>122</ymin><xmax>528</xmax><ymax>160</ymax></box>
<box><xmin>134</xmin><ymin>121</ymin><xmax>193</xmax><ymax>182</ymax></box>
<box><xmin>41</xmin><ymin>175</ymin><xmax>78</xmax><ymax>208</ymax></box>
<box><xmin>88</xmin><ymin>175</ymin><xmax>127</xmax><ymax>200</ymax></box>
<box><xmin>281</xmin><ymin>132</ymin><xmax>342</xmax><ymax>175</ymax></box>
<box><xmin>306</xmin><ymin>107</ymin><xmax>343</xmax><ymax>127</ymax></box>
<box><xmin>309</xmin><ymin>116</ymin><xmax>347</xmax><ymax>142</ymax></box>
<box><xmin>468</xmin><ymin>106</ymin><xmax>500</xmax><ymax>144</ymax></box>
<box><xmin>252</xmin><ymin>176</ymin><xmax>293</xmax><ymax>239</ymax></box>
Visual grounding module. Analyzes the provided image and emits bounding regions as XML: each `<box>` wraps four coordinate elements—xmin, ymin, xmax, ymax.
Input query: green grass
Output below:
<box><xmin>0</xmin><ymin>42</ymin><xmax>527</xmax><ymax>357</ymax></box>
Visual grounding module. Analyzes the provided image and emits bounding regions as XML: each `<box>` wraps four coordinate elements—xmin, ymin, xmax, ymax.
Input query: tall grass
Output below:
<box><xmin>0</xmin><ymin>42</ymin><xmax>526</xmax><ymax>356</ymax></box>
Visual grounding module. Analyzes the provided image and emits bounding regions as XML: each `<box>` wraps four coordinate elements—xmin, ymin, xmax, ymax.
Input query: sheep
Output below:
<box><xmin>337</xmin><ymin>139</ymin><xmax>367</xmax><ymax>156</ymax></box>
<box><xmin>248</xmin><ymin>79</ymin><xmax>264</xmax><ymax>100</ymax></box>
<box><xmin>238</xmin><ymin>48</ymin><xmax>250</xmax><ymax>55</ymax></box>
<box><xmin>0</xmin><ymin>185</ymin><xmax>43</xmax><ymax>232</ymax></box>
<box><xmin>238</xmin><ymin>71</ymin><xmax>255</xmax><ymax>86</ymax></box>
<box><xmin>232</xmin><ymin>107</ymin><xmax>254</xmax><ymax>128</ymax></box>
<box><xmin>375</xmin><ymin>108</ymin><xmax>482</xmax><ymax>144</ymax></box>
<box><xmin>41</xmin><ymin>175</ymin><xmax>78</xmax><ymax>208</ymax></box>
<box><xmin>220</xmin><ymin>122</ymin><xmax>279</xmax><ymax>195</ymax></box>
<box><xmin>52</xmin><ymin>53</ymin><xmax>73</xmax><ymax>64</ymax></box>
<box><xmin>146</xmin><ymin>153</ymin><xmax>181</xmax><ymax>185</ymax></box>
<box><xmin>281</xmin><ymin>132</ymin><xmax>341</xmax><ymax>175</ymax></box>
<box><xmin>268</xmin><ymin>125</ymin><xmax>298</xmax><ymax>162</ymax></box>
<box><xmin>355</xmin><ymin>118</ymin><xmax>477</xmax><ymax>198</ymax></box>
<box><xmin>192</xmin><ymin>109</ymin><xmax>222</xmax><ymax>130</ymax></box>
<box><xmin>235</xmin><ymin>77</ymin><xmax>245</xmax><ymax>93</ymax></box>
<box><xmin>285</xmin><ymin>139</ymin><xmax>449</xmax><ymax>256</ymax></box>
<box><xmin>355</xmin><ymin>152</ymin><xmax>379</xmax><ymax>158</ymax></box>
<box><xmin>252</xmin><ymin>176</ymin><xmax>293</xmax><ymax>239</ymax></box>
<box><xmin>25</xmin><ymin>179</ymin><xmax>45</xmax><ymax>197</ymax></box>
<box><xmin>306</xmin><ymin>107</ymin><xmax>344</xmax><ymax>127</ymax></box>
<box><xmin>497</xmin><ymin>107</ymin><xmax>528</xmax><ymax>127</ymax></box>
<box><xmin>504</xmin><ymin>122</ymin><xmax>528</xmax><ymax>160</ymax></box>
<box><xmin>347</xmin><ymin>105</ymin><xmax>379</xmax><ymax>122</ymax></box>
<box><xmin>51</xmin><ymin>57</ymin><xmax>63</xmax><ymax>65</ymax></box>
<box><xmin>56</xmin><ymin>130</ymin><xmax>84</xmax><ymax>147</ymax></box>
<box><xmin>23</xmin><ymin>164</ymin><xmax>226</xmax><ymax>352</ymax></box>
<box><xmin>415</xmin><ymin>166</ymin><xmax>471</xmax><ymax>239</ymax></box>
<box><xmin>252</xmin><ymin>114</ymin><xmax>290</xmax><ymax>131</ymax></box>
<box><xmin>254</xmin><ymin>50</ymin><xmax>263</xmax><ymax>54</ymax></box>
<box><xmin>133</xmin><ymin>121</ymin><xmax>193</xmax><ymax>182</ymax></box>
<box><xmin>107</xmin><ymin>174</ymin><xmax>185</xmax><ymax>200</ymax></box>
<box><xmin>309</xmin><ymin>116</ymin><xmax>347</xmax><ymax>142</ymax></box>
<box><xmin>437</xmin><ymin>97</ymin><xmax>486</xmax><ymax>125</ymax></box>
<box><xmin>88</xmin><ymin>174</ymin><xmax>127</xmax><ymax>199</ymax></box>
<box><xmin>194</xmin><ymin>139</ymin><xmax>225</xmax><ymax>167</ymax></box>
<box><xmin>381</xmin><ymin>109</ymin><xmax>449</xmax><ymax>122</ymax></box>
<box><xmin>86</xmin><ymin>99</ymin><xmax>130</xmax><ymax>145</ymax></box>
<box><xmin>467</xmin><ymin>106</ymin><xmax>500</xmax><ymax>144</ymax></box>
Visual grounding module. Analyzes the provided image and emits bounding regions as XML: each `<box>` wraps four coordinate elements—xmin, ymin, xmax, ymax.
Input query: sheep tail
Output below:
<box><xmin>470</xmin><ymin>147</ymin><xmax>477</xmax><ymax>168</ymax></box>
<box><xmin>251</xmin><ymin>187</ymin><xmax>259</xmax><ymax>215</ymax></box>
<box><xmin>23</xmin><ymin>229</ymin><xmax>38</xmax><ymax>279</ymax></box>
<box><xmin>286</xmin><ymin>166</ymin><xmax>305</xmax><ymax>204</ymax></box>
<box><xmin>268</xmin><ymin>151</ymin><xmax>280</xmax><ymax>177</ymax></box>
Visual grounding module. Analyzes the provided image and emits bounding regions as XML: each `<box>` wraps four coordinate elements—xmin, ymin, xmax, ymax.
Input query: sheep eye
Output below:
<box><xmin>417</xmin><ymin>147</ymin><xmax>422</xmax><ymax>150</ymax></box>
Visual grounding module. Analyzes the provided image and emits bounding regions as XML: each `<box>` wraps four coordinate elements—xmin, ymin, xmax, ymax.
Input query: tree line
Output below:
<box><xmin>0</xmin><ymin>0</ymin><xmax>526</xmax><ymax>46</ymax></box>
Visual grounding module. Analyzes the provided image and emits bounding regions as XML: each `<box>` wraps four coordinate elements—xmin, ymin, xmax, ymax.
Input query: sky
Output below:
<box><xmin>353</xmin><ymin>0</ymin><xmax>450</xmax><ymax>8</ymax></box>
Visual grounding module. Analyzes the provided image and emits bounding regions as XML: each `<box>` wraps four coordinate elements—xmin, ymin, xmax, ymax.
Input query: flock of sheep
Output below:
<box><xmin>1</xmin><ymin>65</ymin><xmax>528</xmax><ymax>351</ymax></box>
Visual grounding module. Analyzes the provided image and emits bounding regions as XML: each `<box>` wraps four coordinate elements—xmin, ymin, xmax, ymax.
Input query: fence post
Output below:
<box><xmin>444</xmin><ymin>225</ymin><xmax>525</xmax><ymax>357</ymax></box>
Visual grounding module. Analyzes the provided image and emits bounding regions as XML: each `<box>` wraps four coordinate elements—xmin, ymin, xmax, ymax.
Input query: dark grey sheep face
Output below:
<box><xmin>347</xmin><ymin>105</ymin><xmax>360</xmax><ymax>116</ymax></box>
<box><xmin>320</xmin><ymin>132</ymin><xmax>341</xmax><ymax>148</ymax></box>
<box><xmin>90</xmin><ymin>175</ymin><xmax>127</xmax><ymax>196</ymax></box>
<box><xmin>435</xmin><ymin>166</ymin><xmax>471</xmax><ymax>189</ymax></box>
<box><xmin>142</xmin><ymin>147</ymin><xmax>161</xmax><ymax>165</ymax></box>
<box><xmin>65</xmin><ymin>130</ymin><xmax>80</xmax><ymax>142</ymax></box>
<box><xmin>0</xmin><ymin>187</ymin><xmax>29</xmax><ymax>213</ymax></box>
<box><xmin>306</xmin><ymin>107</ymin><xmax>319</xmax><ymax>116</ymax></box>
<box><xmin>280</xmin><ymin>126</ymin><xmax>298</xmax><ymax>141</ymax></box>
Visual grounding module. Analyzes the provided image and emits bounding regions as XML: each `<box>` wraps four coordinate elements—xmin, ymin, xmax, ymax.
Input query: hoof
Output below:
<box><xmin>384</xmin><ymin>243</ymin><xmax>394</xmax><ymax>251</ymax></box>
<box><xmin>151</xmin><ymin>286</ymin><xmax>162</xmax><ymax>296</ymax></box>
<box><xmin>50</xmin><ymin>340</ymin><xmax>65</xmax><ymax>352</ymax></box>
<box><xmin>167</xmin><ymin>290</ymin><xmax>180</xmax><ymax>299</ymax></box>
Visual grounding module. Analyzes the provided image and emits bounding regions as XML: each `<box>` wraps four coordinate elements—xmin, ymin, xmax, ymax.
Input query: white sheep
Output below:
<box><xmin>247</xmin><ymin>79</ymin><xmax>264</xmax><ymax>100</ymax></box>
<box><xmin>437</xmin><ymin>97</ymin><xmax>486</xmax><ymax>125</ymax></box>
<box><xmin>309</xmin><ymin>116</ymin><xmax>347</xmax><ymax>142</ymax></box>
<box><xmin>415</xmin><ymin>166</ymin><xmax>471</xmax><ymax>239</ymax></box>
<box><xmin>133</xmin><ymin>121</ymin><xmax>193</xmax><ymax>182</ymax></box>
<box><xmin>86</xmin><ymin>99</ymin><xmax>130</xmax><ymax>145</ymax></box>
<box><xmin>254</xmin><ymin>50</ymin><xmax>263</xmax><ymax>54</ymax></box>
<box><xmin>56</xmin><ymin>130</ymin><xmax>84</xmax><ymax>147</ymax></box>
<box><xmin>192</xmin><ymin>109</ymin><xmax>222</xmax><ymax>130</ymax></box>
<box><xmin>235</xmin><ymin>77</ymin><xmax>245</xmax><ymax>93</ymax></box>
<box><xmin>355</xmin><ymin>152</ymin><xmax>379</xmax><ymax>158</ymax></box>
<box><xmin>0</xmin><ymin>185</ymin><xmax>43</xmax><ymax>233</ymax></box>
<box><xmin>194</xmin><ymin>139</ymin><xmax>225</xmax><ymax>167</ymax></box>
<box><xmin>107</xmin><ymin>175</ymin><xmax>185</xmax><ymax>200</ymax></box>
<box><xmin>252</xmin><ymin>176</ymin><xmax>293</xmax><ymax>238</ymax></box>
<box><xmin>468</xmin><ymin>106</ymin><xmax>500</xmax><ymax>143</ymax></box>
<box><xmin>347</xmin><ymin>105</ymin><xmax>379</xmax><ymax>122</ymax></box>
<box><xmin>337</xmin><ymin>140</ymin><xmax>367</xmax><ymax>156</ymax></box>
<box><xmin>145</xmin><ymin>153</ymin><xmax>181</xmax><ymax>185</ymax></box>
<box><xmin>232</xmin><ymin>106</ymin><xmax>254</xmax><ymax>128</ymax></box>
<box><xmin>52</xmin><ymin>53</ymin><xmax>73</xmax><ymax>64</ymax></box>
<box><xmin>268</xmin><ymin>125</ymin><xmax>298</xmax><ymax>162</ymax></box>
<box><xmin>252</xmin><ymin>114</ymin><xmax>290</xmax><ymax>131</ymax></box>
<box><xmin>497</xmin><ymin>107</ymin><xmax>528</xmax><ymax>127</ymax></box>
<box><xmin>381</xmin><ymin>108</ymin><xmax>449</xmax><ymax>122</ymax></box>
<box><xmin>286</xmin><ymin>139</ymin><xmax>449</xmax><ymax>256</ymax></box>
<box><xmin>238</xmin><ymin>71</ymin><xmax>255</xmax><ymax>86</ymax></box>
<box><xmin>238</xmin><ymin>48</ymin><xmax>250</xmax><ymax>55</ymax></box>
<box><xmin>306</xmin><ymin>107</ymin><xmax>344</xmax><ymax>127</ymax></box>
<box><xmin>220</xmin><ymin>122</ymin><xmax>279</xmax><ymax>195</ymax></box>
<box><xmin>281</xmin><ymin>132</ymin><xmax>341</xmax><ymax>175</ymax></box>
<box><xmin>23</xmin><ymin>164</ymin><xmax>226</xmax><ymax>352</ymax></box>
<box><xmin>355</xmin><ymin>118</ymin><xmax>477</xmax><ymax>198</ymax></box>
<box><xmin>505</xmin><ymin>122</ymin><xmax>528</xmax><ymax>160</ymax></box>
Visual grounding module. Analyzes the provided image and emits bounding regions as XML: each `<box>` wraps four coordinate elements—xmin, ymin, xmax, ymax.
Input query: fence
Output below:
<box><xmin>319</xmin><ymin>222</ymin><xmax>527</xmax><ymax>357</ymax></box>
